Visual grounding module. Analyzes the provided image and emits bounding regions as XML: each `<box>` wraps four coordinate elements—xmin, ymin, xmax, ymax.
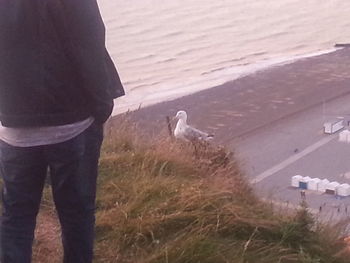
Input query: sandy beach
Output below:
<box><xmin>111</xmin><ymin>48</ymin><xmax>350</xmax><ymax>144</ymax></box>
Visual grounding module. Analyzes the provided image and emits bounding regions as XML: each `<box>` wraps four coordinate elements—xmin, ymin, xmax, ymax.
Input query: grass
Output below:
<box><xmin>91</xmin><ymin>119</ymin><xmax>350</xmax><ymax>263</ymax></box>
<box><xmin>1</xmin><ymin>117</ymin><xmax>347</xmax><ymax>262</ymax></box>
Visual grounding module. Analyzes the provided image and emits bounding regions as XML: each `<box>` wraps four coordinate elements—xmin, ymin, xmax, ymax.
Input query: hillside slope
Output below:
<box><xmin>92</xmin><ymin>121</ymin><xmax>350</xmax><ymax>263</ymax></box>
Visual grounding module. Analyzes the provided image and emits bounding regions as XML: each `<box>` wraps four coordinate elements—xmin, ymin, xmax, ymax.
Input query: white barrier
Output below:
<box><xmin>337</xmin><ymin>184</ymin><xmax>350</xmax><ymax>197</ymax></box>
<box><xmin>325</xmin><ymin>181</ymin><xmax>340</xmax><ymax>194</ymax></box>
<box><xmin>299</xmin><ymin>176</ymin><xmax>312</xmax><ymax>189</ymax></box>
<box><xmin>291</xmin><ymin>175</ymin><xmax>303</xmax><ymax>187</ymax></box>
<box><xmin>324</xmin><ymin>119</ymin><xmax>344</xmax><ymax>134</ymax></box>
<box><xmin>290</xmin><ymin>176</ymin><xmax>350</xmax><ymax>197</ymax></box>
<box><xmin>318</xmin><ymin>179</ymin><xmax>330</xmax><ymax>193</ymax></box>
<box><xmin>308</xmin><ymin>178</ymin><xmax>321</xmax><ymax>191</ymax></box>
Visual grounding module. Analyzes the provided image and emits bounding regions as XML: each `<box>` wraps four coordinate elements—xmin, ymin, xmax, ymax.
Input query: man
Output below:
<box><xmin>0</xmin><ymin>0</ymin><xmax>125</xmax><ymax>262</ymax></box>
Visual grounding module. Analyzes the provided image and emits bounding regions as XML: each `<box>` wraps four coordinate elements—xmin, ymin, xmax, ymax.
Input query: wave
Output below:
<box><xmin>123</xmin><ymin>54</ymin><xmax>156</xmax><ymax>64</ymax></box>
<box><xmin>113</xmin><ymin>48</ymin><xmax>340</xmax><ymax>115</ymax></box>
<box><xmin>155</xmin><ymin>57</ymin><xmax>177</xmax><ymax>64</ymax></box>
<box><xmin>201</xmin><ymin>48</ymin><xmax>336</xmax><ymax>78</ymax></box>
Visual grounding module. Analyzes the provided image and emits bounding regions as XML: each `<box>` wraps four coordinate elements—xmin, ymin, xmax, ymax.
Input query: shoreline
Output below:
<box><xmin>112</xmin><ymin>47</ymin><xmax>339</xmax><ymax>115</ymax></box>
<box><xmin>109</xmin><ymin>48</ymin><xmax>350</xmax><ymax>145</ymax></box>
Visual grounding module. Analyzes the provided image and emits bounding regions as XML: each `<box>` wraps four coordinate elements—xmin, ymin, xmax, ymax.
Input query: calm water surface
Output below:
<box><xmin>97</xmin><ymin>0</ymin><xmax>350</xmax><ymax>114</ymax></box>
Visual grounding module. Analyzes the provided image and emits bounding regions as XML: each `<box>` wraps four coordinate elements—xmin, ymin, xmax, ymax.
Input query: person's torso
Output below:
<box><xmin>0</xmin><ymin>0</ymin><xmax>124</xmax><ymax>128</ymax></box>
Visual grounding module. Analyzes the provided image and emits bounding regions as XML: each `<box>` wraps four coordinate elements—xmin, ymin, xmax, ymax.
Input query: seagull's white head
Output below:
<box><xmin>175</xmin><ymin>110</ymin><xmax>187</xmax><ymax>122</ymax></box>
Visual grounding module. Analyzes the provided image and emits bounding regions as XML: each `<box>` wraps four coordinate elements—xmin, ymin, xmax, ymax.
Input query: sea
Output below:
<box><xmin>97</xmin><ymin>0</ymin><xmax>350</xmax><ymax>115</ymax></box>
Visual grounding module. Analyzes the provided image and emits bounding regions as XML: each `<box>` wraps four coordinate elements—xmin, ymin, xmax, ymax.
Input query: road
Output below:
<box><xmin>235</xmin><ymin>93</ymin><xmax>350</xmax><ymax>220</ymax></box>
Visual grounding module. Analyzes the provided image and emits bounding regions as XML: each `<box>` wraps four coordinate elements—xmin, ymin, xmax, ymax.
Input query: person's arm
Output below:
<box><xmin>52</xmin><ymin>0</ymin><xmax>121</xmax><ymax>122</ymax></box>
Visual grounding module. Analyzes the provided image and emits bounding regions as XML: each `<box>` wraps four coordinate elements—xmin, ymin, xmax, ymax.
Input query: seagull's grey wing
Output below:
<box><xmin>183</xmin><ymin>125</ymin><xmax>211</xmax><ymax>141</ymax></box>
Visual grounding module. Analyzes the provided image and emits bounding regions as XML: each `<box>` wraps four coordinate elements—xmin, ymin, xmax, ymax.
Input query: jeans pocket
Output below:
<box><xmin>88</xmin><ymin>121</ymin><xmax>104</xmax><ymax>143</ymax></box>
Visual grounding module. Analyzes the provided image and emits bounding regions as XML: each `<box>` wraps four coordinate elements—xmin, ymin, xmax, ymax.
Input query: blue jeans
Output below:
<box><xmin>0</xmin><ymin>121</ymin><xmax>103</xmax><ymax>263</ymax></box>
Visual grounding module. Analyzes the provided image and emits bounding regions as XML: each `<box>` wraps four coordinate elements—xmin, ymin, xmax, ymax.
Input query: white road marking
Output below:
<box><xmin>250</xmin><ymin>134</ymin><xmax>338</xmax><ymax>184</ymax></box>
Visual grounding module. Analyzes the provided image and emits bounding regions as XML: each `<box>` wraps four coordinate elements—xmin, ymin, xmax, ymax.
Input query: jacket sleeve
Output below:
<box><xmin>53</xmin><ymin>0</ymin><xmax>124</xmax><ymax>122</ymax></box>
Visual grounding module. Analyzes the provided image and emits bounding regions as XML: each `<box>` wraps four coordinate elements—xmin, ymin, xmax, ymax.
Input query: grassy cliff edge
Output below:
<box><xmin>91</xmin><ymin>120</ymin><xmax>350</xmax><ymax>263</ymax></box>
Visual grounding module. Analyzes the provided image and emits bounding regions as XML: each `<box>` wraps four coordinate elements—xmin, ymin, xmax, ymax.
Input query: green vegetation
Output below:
<box><xmin>92</xmin><ymin>120</ymin><xmax>350</xmax><ymax>263</ymax></box>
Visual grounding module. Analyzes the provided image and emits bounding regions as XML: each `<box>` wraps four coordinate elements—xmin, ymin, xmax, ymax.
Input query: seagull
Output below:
<box><xmin>173</xmin><ymin>110</ymin><xmax>214</xmax><ymax>142</ymax></box>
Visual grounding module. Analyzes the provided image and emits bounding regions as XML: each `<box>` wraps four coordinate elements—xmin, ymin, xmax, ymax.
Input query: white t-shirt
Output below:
<box><xmin>0</xmin><ymin>117</ymin><xmax>94</xmax><ymax>147</ymax></box>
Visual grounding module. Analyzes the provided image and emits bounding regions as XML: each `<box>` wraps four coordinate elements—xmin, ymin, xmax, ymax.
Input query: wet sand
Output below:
<box><xmin>110</xmin><ymin>48</ymin><xmax>350</xmax><ymax>145</ymax></box>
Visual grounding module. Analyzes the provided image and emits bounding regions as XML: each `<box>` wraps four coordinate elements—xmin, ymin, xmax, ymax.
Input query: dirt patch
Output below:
<box><xmin>32</xmin><ymin>208</ymin><xmax>62</xmax><ymax>263</ymax></box>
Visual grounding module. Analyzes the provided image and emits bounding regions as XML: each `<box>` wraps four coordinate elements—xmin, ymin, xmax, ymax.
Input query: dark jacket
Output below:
<box><xmin>0</xmin><ymin>0</ymin><xmax>125</xmax><ymax>127</ymax></box>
